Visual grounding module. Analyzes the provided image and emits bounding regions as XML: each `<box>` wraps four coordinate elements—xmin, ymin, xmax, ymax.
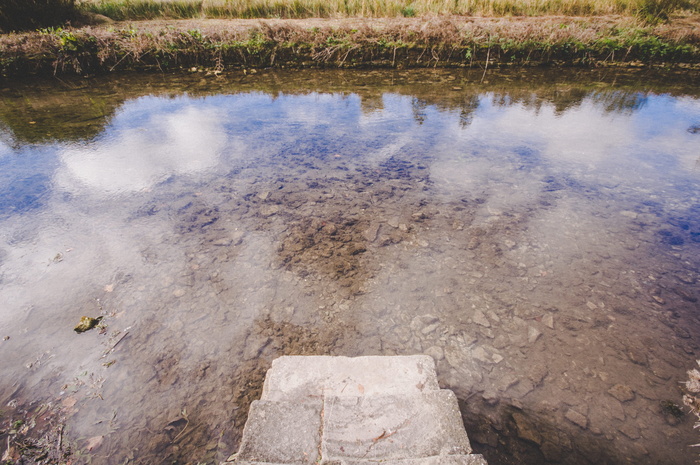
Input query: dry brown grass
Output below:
<box><xmin>685</xmin><ymin>362</ymin><xmax>700</xmax><ymax>443</ymax></box>
<box><xmin>79</xmin><ymin>0</ymin><xmax>700</xmax><ymax>20</ymax></box>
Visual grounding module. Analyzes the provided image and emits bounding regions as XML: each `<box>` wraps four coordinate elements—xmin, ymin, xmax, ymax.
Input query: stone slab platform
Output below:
<box><xmin>261</xmin><ymin>355</ymin><xmax>440</xmax><ymax>401</ymax></box>
<box><xmin>234</xmin><ymin>400</ymin><xmax>322</xmax><ymax>464</ymax></box>
<box><xmin>323</xmin><ymin>389</ymin><xmax>472</xmax><ymax>460</ymax></box>
<box><xmin>225</xmin><ymin>355</ymin><xmax>487</xmax><ymax>465</ymax></box>
<box><xmin>234</xmin><ymin>458</ymin><xmax>487</xmax><ymax>465</ymax></box>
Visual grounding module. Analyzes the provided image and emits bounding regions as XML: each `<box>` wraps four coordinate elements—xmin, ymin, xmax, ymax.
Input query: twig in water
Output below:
<box><xmin>57</xmin><ymin>424</ymin><xmax>63</xmax><ymax>453</ymax></box>
<box><xmin>172</xmin><ymin>409</ymin><xmax>190</xmax><ymax>443</ymax></box>
<box><xmin>110</xmin><ymin>51</ymin><xmax>133</xmax><ymax>72</ymax></box>
<box><xmin>481</xmin><ymin>45</ymin><xmax>491</xmax><ymax>83</ymax></box>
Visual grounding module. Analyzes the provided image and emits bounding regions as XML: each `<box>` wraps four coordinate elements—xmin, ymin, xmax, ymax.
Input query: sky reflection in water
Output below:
<box><xmin>46</xmin><ymin>90</ymin><xmax>700</xmax><ymax>201</ymax></box>
<box><xmin>1</xmin><ymin>72</ymin><xmax>700</xmax><ymax>465</ymax></box>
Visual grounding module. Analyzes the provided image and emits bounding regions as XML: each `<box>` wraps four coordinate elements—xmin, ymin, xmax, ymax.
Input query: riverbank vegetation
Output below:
<box><xmin>2</xmin><ymin>15</ymin><xmax>700</xmax><ymax>76</ymax></box>
<box><xmin>1</xmin><ymin>1</ymin><xmax>699</xmax><ymax>76</ymax></box>
<box><xmin>79</xmin><ymin>0</ymin><xmax>699</xmax><ymax>23</ymax></box>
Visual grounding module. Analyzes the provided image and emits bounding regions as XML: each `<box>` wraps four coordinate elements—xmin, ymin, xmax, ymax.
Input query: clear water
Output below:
<box><xmin>1</xmin><ymin>69</ymin><xmax>700</xmax><ymax>465</ymax></box>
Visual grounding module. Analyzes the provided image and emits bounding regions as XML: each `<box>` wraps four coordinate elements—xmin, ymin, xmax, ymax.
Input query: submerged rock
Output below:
<box><xmin>564</xmin><ymin>408</ymin><xmax>588</xmax><ymax>429</ymax></box>
<box><xmin>542</xmin><ymin>314</ymin><xmax>554</xmax><ymax>329</ymax></box>
<box><xmin>608</xmin><ymin>384</ymin><xmax>635</xmax><ymax>402</ymax></box>
<box><xmin>472</xmin><ymin>310</ymin><xmax>491</xmax><ymax>327</ymax></box>
<box><xmin>527</xmin><ymin>326</ymin><xmax>542</xmax><ymax>343</ymax></box>
<box><xmin>512</xmin><ymin>412</ymin><xmax>543</xmax><ymax>445</ymax></box>
<box><xmin>74</xmin><ymin>316</ymin><xmax>103</xmax><ymax>333</ymax></box>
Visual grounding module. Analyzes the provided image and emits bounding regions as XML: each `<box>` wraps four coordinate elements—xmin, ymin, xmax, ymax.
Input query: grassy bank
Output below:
<box><xmin>1</xmin><ymin>0</ymin><xmax>699</xmax><ymax>75</ymax></box>
<box><xmin>78</xmin><ymin>0</ymin><xmax>699</xmax><ymax>22</ymax></box>
<box><xmin>1</xmin><ymin>16</ymin><xmax>699</xmax><ymax>76</ymax></box>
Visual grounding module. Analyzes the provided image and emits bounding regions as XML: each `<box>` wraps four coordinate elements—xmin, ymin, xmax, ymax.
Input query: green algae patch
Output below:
<box><xmin>74</xmin><ymin>316</ymin><xmax>103</xmax><ymax>333</ymax></box>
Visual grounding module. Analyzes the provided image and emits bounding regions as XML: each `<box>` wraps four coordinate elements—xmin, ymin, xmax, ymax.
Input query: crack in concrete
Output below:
<box><xmin>318</xmin><ymin>393</ymin><xmax>326</xmax><ymax>464</ymax></box>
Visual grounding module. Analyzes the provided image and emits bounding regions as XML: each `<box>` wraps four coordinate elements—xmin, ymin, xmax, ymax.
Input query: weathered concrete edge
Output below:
<box><xmin>261</xmin><ymin>355</ymin><xmax>440</xmax><ymax>401</ymax></box>
<box><xmin>225</xmin><ymin>355</ymin><xmax>489</xmax><ymax>465</ymax></box>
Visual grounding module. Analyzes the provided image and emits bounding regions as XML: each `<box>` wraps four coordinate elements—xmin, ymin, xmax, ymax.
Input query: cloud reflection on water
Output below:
<box><xmin>40</xmin><ymin>88</ymin><xmax>700</xmax><ymax>202</ymax></box>
<box><xmin>57</xmin><ymin>99</ymin><xmax>228</xmax><ymax>195</ymax></box>
<box><xmin>1</xmin><ymin>80</ymin><xmax>700</xmax><ymax>465</ymax></box>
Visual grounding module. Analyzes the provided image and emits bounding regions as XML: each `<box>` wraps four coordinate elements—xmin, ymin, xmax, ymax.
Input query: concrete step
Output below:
<box><xmin>322</xmin><ymin>390</ymin><xmax>472</xmax><ymax>462</ymax></box>
<box><xmin>233</xmin><ymin>400</ymin><xmax>322</xmax><ymax>464</ymax></box>
<box><xmin>261</xmin><ymin>355</ymin><xmax>439</xmax><ymax>402</ymax></box>
<box><xmin>326</xmin><ymin>456</ymin><xmax>489</xmax><ymax>465</ymax></box>
<box><xmin>225</xmin><ymin>356</ymin><xmax>488</xmax><ymax>465</ymax></box>
<box><xmin>232</xmin><ymin>456</ymin><xmax>488</xmax><ymax>465</ymax></box>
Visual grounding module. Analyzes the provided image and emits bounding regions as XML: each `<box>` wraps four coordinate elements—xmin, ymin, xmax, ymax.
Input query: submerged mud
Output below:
<box><xmin>1</xmin><ymin>69</ymin><xmax>700</xmax><ymax>465</ymax></box>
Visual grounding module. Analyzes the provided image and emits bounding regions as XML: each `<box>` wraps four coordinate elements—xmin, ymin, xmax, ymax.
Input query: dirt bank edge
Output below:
<box><xmin>1</xmin><ymin>15</ymin><xmax>700</xmax><ymax>77</ymax></box>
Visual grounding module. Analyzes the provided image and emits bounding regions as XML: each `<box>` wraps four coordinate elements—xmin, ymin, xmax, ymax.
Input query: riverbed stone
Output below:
<box><xmin>482</xmin><ymin>389</ymin><xmax>499</xmax><ymax>406</ymax></box>
<box><xmin>608</xmin><ymin>399</ymin><xmax>626</xmax><ymax>421</ymax></box>
<box><xmin>444</xmin><ymin>345</ymin><xmax>483</xmax><ymax>385</ymax></box>
<box><xmin>243</xmin><ymin>335</ymin><xmax>272</xmax><ymax>360</ymax></box>
<box><xmin>425</xmin><ymin>346</ymin><xmax>445</xmax><ymax>361</ymax></box>
<box><xmin>542</xmin><ymin>314</ymin><xmax>554</xmax><ymax>329</ymax></box>
<box><xmin>541</xmin><ymin>441</ymin><xmax>564</xmax><ymax>462</ymax></box>
<box><xmin>527</xmin><ymin>326</ymin><xmax>541</xmax><ymax>343</ymax></box>
<box><xmin>619</xmin><ymin>423</ymin><xmax>641</xmax><ymax>440</ymax></box>
<box><xmin>673</xmin><ymin>287</ymin><xmax>698</xmax><ymax>302</ymax></box>
<box><xmin>512</xmin><ymin>412</ymin><xmax>543</xmax><ymax>445</ymax></box>
<box><xmin>172</xmin><ymin>288</ymin><xmax>186</xmax><ymax>297</ymax></box>
<box><xmin>608</xmin><ymin>384</ymin><xmax>635</xmax><ymax>402</ymax></box>
<box><xmin>260</xmin><ymin>205</ymin><xmax>280</xmax><ymax>217</ymax></box>
<box><xmin>480</xmin><ymin>327</ymin><xmax>495</xmax><ymax>339</ymax></box>
<box><xmin>472</xmin><ymin>346</ymin><xmax>496</xmax><ymax>364</ymax></box>
<box><xmin>472</xmin><ymin>310</ymin><xmax>490</xmax><ymax>327</ymax></box>
<box><xmin>527</xmin><ymin>364</ymin><xmax>549</xmax><ymax>386</ymax></box>
<box><xmin>411</xmin><ymin>315</ymin><xmax>440</xmax><ymax>333</ymax></box>
<box><xmin>363</xmin><ymin>222</ymin><xmax>381</xmax><ymax>242</ymax></box>
<box><xmin>497</xmin><ymin>374</ymin><xmax>519</xmax><ymax>393</ymax></box>
<box><xmin>627</xmin><ymin>347</ymin><xmax>648</xmax><ymax>366</ymax></box>
<box><xmin>564</xmin><ymin>408</ymin><xmax>588</xmax><ymax>429</ymax></box>
<box><xmin>422</xmin><ymin>322</ymin><xmax>441</xmax><ymax>335</ymax></box>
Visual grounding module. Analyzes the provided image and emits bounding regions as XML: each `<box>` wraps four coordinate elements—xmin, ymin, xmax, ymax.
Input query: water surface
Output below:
<box><xmin>1</xmin><ymin>69</ymin><xmax>700</xmax><ymax>465</ymax></box>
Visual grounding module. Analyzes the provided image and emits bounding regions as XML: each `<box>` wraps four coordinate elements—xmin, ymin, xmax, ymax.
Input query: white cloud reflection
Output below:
<box><xmin>57</xmin><ymin>99</ymin><xmax>227</xmax><ymax>195</ymax></box>
<box><xmin>429</xmin><ymin>92</ymin><xmax>700</xmax><ymax>198</ymax></box>
<box><xmin>52</xmin><ymin>89</ymin><xmax>700</xmax><ymax>201</ymax></box>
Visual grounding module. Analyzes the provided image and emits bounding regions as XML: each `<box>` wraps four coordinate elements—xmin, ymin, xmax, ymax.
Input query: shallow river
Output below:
<box><xmin>1</xmin><ymin>69</ymin><xmax>700</xmax><ymax>465</ymax></box>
